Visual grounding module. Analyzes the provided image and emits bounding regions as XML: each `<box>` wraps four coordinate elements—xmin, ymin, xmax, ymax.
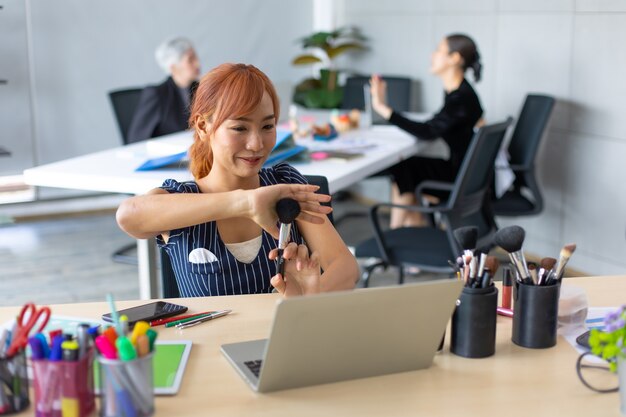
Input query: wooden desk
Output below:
<box><xmin>3</xmin><ymin>275</ymin><xmax>623</xmax><ymax>416</ymax></box>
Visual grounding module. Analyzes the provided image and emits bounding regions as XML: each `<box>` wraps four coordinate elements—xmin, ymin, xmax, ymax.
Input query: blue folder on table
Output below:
<box><xmin>135</xmin><ymin>151</ymin><xmax>188</xmax><ymax>171</ymax></box>
<box><xmin>135</xmin><ymin>129</ymin><xmax>304</xmax><ymax>171</ymax></box>
<box><xmin>263</xmin><ymin>128</ymin><xmax>306</xmax><ymax>167</ymax></box>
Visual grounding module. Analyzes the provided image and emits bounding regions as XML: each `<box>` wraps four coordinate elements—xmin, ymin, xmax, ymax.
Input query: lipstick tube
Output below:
<box><xmin>502</xmin><ymin>267</ymin><xmax>512</xmax><ymax>309</ymax></box>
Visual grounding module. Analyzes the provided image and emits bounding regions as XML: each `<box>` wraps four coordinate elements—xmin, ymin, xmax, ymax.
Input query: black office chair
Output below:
<box><xmin>492</xmin><ymin>94</ymin><xmax>555</xmax><ymax>217</ymax></box>
<box><xmin>108</xmin><ymin>88</ymin><xmax>143</xmax><ymax>145</ymax></box>
<box><xmin>354</xmin><ymin>118</ymin><xmax>513</xmax><ymax>287</ymax></box>
<box><xmin>341</xmin><ymin>75</ymin><xmax>412</xmax><ymax>116</ymax></box>
<box><xmin>108</xmin><ymin>88</ymin><xmax>144</xmax><ymax>265</ymax></box>
<box><xmin>160</xmin><ymin>175</ymin><xmax>334</xmax><ymax>298</ymax></box>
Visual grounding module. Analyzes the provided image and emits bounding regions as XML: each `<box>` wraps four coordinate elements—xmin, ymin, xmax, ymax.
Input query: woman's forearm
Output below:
<box><xmin>319</xmin><ymin>252</ymin><xmax>360</xmax><ymax>292</ymax></box>
<box><xmin>116</xmin><ymin>189</ymin><xmax>249</xmax><ymax>239</ymax></box>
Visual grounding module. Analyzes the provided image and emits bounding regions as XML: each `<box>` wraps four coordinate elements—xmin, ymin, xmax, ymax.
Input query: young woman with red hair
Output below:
<box><xmin>117</xmin><ymin>63</ymin><xmax>358</xmax><ymax>297</ymax></box>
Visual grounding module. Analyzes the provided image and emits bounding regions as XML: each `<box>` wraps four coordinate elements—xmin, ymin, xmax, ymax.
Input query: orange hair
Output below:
<box><xmin>188</xmin><ymin>63</ymin><xmax>281</xmax><ymax>179</ymax></box>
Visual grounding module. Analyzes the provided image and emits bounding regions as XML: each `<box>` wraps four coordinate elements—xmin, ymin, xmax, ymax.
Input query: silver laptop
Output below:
<box><xmin>221</xmin><ymin>279</ymin><xmax>462</xmax><ymax>392</ymax></box>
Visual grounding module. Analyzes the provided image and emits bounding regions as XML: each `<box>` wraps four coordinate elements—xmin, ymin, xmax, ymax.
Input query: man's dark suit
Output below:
<box><xmin>127</xmin><ymin>77</ymin><xmax>198</xmax><ymax>144</ymax></box>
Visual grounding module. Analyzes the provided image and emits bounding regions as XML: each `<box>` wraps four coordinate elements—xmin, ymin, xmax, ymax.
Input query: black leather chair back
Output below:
<box><xmin>508</xmin><ymin>94</ymin><xmax>555</xmax><ymax>168</ymax></box>
<box><xmin>109</xmin><ymin>88</ymin><xmax>143</xmax><ymax>145</ymax></box>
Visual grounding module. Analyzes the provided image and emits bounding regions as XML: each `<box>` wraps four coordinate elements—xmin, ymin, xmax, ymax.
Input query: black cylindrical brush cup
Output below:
<box><xmin>512</xmin><ymin>281</ymin><xmax>560</xmax><ymax>348</ymax></box>
<box><xmin>450</xmin><ymin>285</ymin><xmax>498</xmax><ymax>358</ymax></box>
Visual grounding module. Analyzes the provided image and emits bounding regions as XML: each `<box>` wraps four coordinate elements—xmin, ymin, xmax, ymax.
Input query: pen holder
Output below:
<box><xmin>450</xmin><ymin>285</ymin><xmax>498</xmax><ymax>358</ymax></box>
<box><xmin>512</xmin><ymin>281</ymin><xmax>560</xmax><ymax>349</ymax></box>
<box><xmin>0</xmin><ymin>349</ymin><xmax>30</xmax><ymax>415</ymax></box>
<box><xmin>98</xmin><ymin>353</ymin><xmax>154</xmax><ymax>417</ymax></box>
<box><xmin>32</xmin><ymin>348</ymin><xmax>95</xmax><ymax>417</ymax></box>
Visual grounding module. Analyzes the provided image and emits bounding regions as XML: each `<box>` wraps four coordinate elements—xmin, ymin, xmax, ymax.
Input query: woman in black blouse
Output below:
<box><xmin>370</xmin><ymin>34</ymin><xmax>483</xmax><ymax>228</ymax></box>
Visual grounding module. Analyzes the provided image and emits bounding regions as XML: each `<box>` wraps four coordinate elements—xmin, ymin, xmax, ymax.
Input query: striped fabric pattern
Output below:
<box><xmin>157</xmin><ymin>163</ymin><xmax>307</xmax><ymax>297</ymax></box>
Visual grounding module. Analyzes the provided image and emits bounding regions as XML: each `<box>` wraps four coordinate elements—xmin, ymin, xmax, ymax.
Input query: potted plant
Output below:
<box><xmin>589</xmin><ymin>305</ymin><xmax>626</xmax><ymax>413</ymax></box>
<box><xmin>292</xmin><ymin>26</ymin><xmax>368</xmax><ymax>109</ymax></box>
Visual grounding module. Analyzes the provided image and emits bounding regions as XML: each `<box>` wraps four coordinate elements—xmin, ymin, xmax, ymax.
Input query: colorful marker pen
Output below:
<box><xmin>130</xmin><ymin>321</ymin><xmax>150</xmax><ymax>346</ymax></box>
<box><xmin>49</xmin><ymin>335</ymin><xmax>64</xmax><ymax>361</ymax></box>
<box><xmin>28</xmin><ymin>336</ymin><xmax>45</xmax><ymax>360</ymax></box>
<box><xmin>116</xmin><ymin>337</ymin><xmax>136</xmax><ymax>361</ymax></box>
<box><xmin>76</xmin><ymin>323</ymin><xmax>90</xmax><ymax>359</ymax></box>
<box><xmin>136</xmin><ymin>335</ymin><xmax>150</xmax><ymax>358</ymax></box>
<box><xmin>34</xmin><ymin>333</ymin><xmax>50</xmax><ymax>359</ymax></box>
<box><xmin>119</xmin><ymin>315</ymin><xmax>129</xmax><ymax>337</ymax></box>
<box><xmin>95</xmin><ymin>335</ymin><xmax>118</xmax><ymax>360</ymax></box>
<box><xmin>48</xmin><ymin>329</ymin><xmax>62</xmax><ymax>344</ymax></box>
<box><xmin>103</xmin><ymin>326</ymin><xmax>118</xmax><ymax>347</ymax></box>
<box><xmin>146</xmin><ymin>329</ymin><xmax>158</xmax><ymax>352</ymax></box>
<box><xmin>61</xmin><ymin>340</ymin><xmax>79</xmax><ymax>362</ymax></box>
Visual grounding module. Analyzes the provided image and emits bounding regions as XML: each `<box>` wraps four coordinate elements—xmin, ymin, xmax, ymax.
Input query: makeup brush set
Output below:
<box><xmin>449</xmin><ymin>224</ymin><xmax>576</xmax><ymax>350</ymax></box>
<box><xmin>494</xmin><ymin>225</ymin><xmax>576</xmax><ymax>286</ymax></box>
<box><xmin>493</xmin><ymin>225</ymin><xmax>578</xmax><ymax>348</ymax></box>
<box><xmin>450</xmin><ymin>226</ymin><xmax>499</xmax><ymax>289</ymax></box>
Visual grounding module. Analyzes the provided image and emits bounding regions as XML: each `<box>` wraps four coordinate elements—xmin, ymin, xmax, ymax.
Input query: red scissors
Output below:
<box><xmin>6</xmin><ymin>302</ymin><xmax>51</xmax><ymax>357</ymax></box>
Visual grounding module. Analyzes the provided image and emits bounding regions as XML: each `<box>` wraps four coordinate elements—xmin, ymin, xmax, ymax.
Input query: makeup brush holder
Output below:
<box><xmin>450</xmin><ymin>285</ymin><xmax>498</xmax><ymax>358</ymax></box>
<box><xmin>512</xmin><ymin>281</ymin><xmax>560</xmax><ymax>348</ymax></box>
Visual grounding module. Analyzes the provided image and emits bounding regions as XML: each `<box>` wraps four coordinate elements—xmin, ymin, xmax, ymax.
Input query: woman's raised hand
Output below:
<box><xmin>269</xmin><ymin>243</ymin><xmax>321</xmax><ymax>297</ymax></box>
<box><xmin>369</xmin><ymin>74</ymin><xmax>392</xmax><ymax>120</ymax></box>
<box><xmin>247</xmin><ymin>183</ymin><xmax>332</xmax><ymax>239</ymax></box>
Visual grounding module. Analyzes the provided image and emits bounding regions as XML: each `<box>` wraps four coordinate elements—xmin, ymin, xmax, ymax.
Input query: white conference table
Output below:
<box><xmin>24</xmin><ymin>123</ymin><xmax>430</xmax><ymax>299</ymax></box>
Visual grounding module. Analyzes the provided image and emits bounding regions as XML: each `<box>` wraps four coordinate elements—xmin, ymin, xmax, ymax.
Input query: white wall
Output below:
<box><xmin>336</xmin><ymin>0</ymin><xmax>626</xmax><ymax>275</ymax></box>
<box><xmin>0</xmin><ymin>0</ymin><xmax>35</xmax><ymax>177</ymax></box>
<box><xmin>1</xmin><ymin>0</ymin><xmax>312</xmax><ymax>197</ymax></box>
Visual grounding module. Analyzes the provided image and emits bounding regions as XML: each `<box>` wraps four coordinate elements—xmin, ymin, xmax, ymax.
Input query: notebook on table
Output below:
<box><xmin>221</xmin><ymin>279</ymin><xmax>462</xmax><ymax>392</ymax></box>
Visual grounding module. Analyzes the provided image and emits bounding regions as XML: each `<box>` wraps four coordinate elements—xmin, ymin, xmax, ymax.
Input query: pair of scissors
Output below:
<box><xmin>6</xmin><ymin>302</ymin><xmax>51</xmax><ymax>357</ymax></box>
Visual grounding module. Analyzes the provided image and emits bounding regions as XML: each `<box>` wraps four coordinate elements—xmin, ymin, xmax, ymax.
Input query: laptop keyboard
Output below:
<box><xmin>244</xmin><ymin>360</ymin><xmax>263</xmax><ymax>377</ymax></box>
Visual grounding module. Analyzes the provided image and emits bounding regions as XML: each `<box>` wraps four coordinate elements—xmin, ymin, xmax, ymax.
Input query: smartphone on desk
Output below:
<box><xmin>102</xmin><ymin>301</ymin><xmax>188</xmax><ymax>326</ymax></box>
<box><xmin>576</xmin><ymin>330</ymin><xmax>591</xmax><ymax>349</ymax></box>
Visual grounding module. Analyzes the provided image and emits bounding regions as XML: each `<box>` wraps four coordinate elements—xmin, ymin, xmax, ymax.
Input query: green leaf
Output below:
<box><xmin>294</xmin><ymin>77</ymin><xmax>322</xmax><ymax>93</ymax></box>
<box><xmin>604</xmin><ymin>345</ymin><xmax>620</xmax><ymax>359</ymax></box>
<box><xmin>292</xmin><ymin>55</ymin><xmax>323</xmax><ymax>66</ymax></box>
<box><xmin>301</xmin><ymin>32</ymin><xmax>332</xmax><ymax>48</ymax></box>
<box><xmin>589</xmin><ymin>329</ymin><xmax>604</xmax><ymax>347</ymax></box>
<box><xmin>327</xmin><ymin>43</ymin><xmax>365</xmax><ymax>59</ymax></box>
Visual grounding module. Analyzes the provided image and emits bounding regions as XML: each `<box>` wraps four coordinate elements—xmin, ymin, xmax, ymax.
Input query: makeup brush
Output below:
<box><xmin>540</xmin><ymin>257</ymin><xmax>557</xmax><ymax>272</ymax></box>
<box><xmin>528</xmin><ymin>262</ymin><xmax>539</xmax><ymax>285</ymax></box>
<box><xmin>275</xmin><ymin>198</ymin><xmax>301</xmax><ymax>279</ymax></box>
<box><xmin>453</xmin><ymin>226</ymin><xmax>478</xmax><ymax>255</ymax></box>
<box><xmin>456</xmin><ymin>256</ymin><xmax>465</xmax><ymax>270</ymax></box>
<box><xmin>480</xmin><ymin>256</ymin><xmax>500</xmax><ymax>288</ymax></box>
<box><xmin>454</xmin><ymin>226</ymin><xmax>479</xmax><ymax>284</ymax></box>
<box><xmin>475</xmin><ymin>245</ymin><xmax>490</xmax><ymax>278</ymax></box>
<box><xmin>554</xmin><ymin>243</ymin><xmax>577</xmax><ymax>281</ymax></box>
<box><xmin>538</xmin><ymin>257</ymin><xmax>557</xmax><ymax>285</ymax></box>
<box><xmin>494</xmin><ymin>225</ymin><xmax>532</xmax><ymax>284</ymax></box>
<box><xmin>463</xmin><ymin>255</ymin><xmax>472</xmax><ymax>286</ymax></box>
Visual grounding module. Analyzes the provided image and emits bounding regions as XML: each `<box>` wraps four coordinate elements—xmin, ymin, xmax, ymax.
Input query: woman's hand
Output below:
<box><xmin>247</xmin><ymin>183</ymin><xmax>332</xmax><ymax>239</ymax></box>
<box><xmin>269</xmin><ymin>243</ymin><xmax>321</xmax><ymax>297</ymax></box>
<box><xmin>370</xmin><ymin>74</ymin><xmax>392</xmax><ymax>120</ymax></box>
